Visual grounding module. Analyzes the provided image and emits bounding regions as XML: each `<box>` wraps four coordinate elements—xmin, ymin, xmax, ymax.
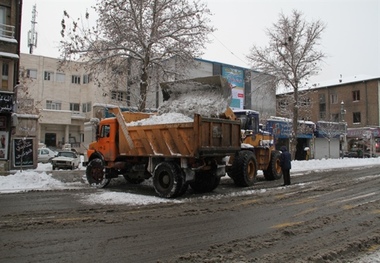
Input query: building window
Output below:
<box><xmin>300</xmin><ymin>97</ymin><xmax>310</xmax><ymax>106</ymax></box>
<box><xmin>56</xmin><ymin>73</ymin><xmax>65</xmax><ymax>83</ymax></box>
<box><xmin>278</xmin><ymin>100</ymin><xmax>288</xmax><ymax>110</ymax></box>
<box><xmin>27</xmin><ymin>69</ymin><xmax>37</xmax><ymax>79</ymax></box>
<box><xmin>111</xmin><ymin>91</ymin><xmax>126</xmax><ymax>102</ymax></box>
<box><xmin>2</xmin><ymin>62</ymin><xmax>8</xmax><ymax>80</ymax></box>
<box><xmin>353</xmin><ymin>112</ymin><xmax>361</xmax><ymax>124</ymax></box>
<box><xmin>0</xmin><ymin>6</ymin><xmax>11</xmax><ymax>38</ymax></box>
<box><xmin>46</xmin><ymin>100</ymin><xmax>62</xmax><ymax>110</ymax></box>
<box><xmin>82</xmin><ymin>102</ymin><xmax>92</xmax><ymax>113</ymax></box>
<box><xmin>319</xmin><ymin>94</ymin><xmax>326</xmax><ymax>120</ymax></box>
<box><xmin>352</xmin><ymin>90</ymin><xmax>360</xmax><ymax>101</ymax></box>
<box><xmin>70</xmin><ymin>103</ymin><xmax>80</xmax><ymax>112</ymax></box>
<box><xmin>72</xmin><ymin>75</ymin><xmax>81</xmax><ymax>84</ymax></box>
<box><xmin>44</xmin><ymin>71</ymin><xmax>53</xmax><ymax>81</ymax></box>
<box><xmin>83</xmin><ymin>74</ymin><xmax>91</xmax><ymax>84</ymax></box>
<box><xmin>330</xmin><ymin>94</ymin><xmax>338</xmax><ymax>104</ymax></box>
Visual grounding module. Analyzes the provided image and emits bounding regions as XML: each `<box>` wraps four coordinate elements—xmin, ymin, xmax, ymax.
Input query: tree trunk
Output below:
<box><xmin>139</xmin><ymin>63</ymin><xmax>148</xmax><ymax>111</ymax></box>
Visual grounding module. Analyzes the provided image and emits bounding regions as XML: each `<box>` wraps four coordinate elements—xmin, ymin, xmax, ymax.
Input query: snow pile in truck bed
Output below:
<box><xmin>128</xmin><ymin>112</ymin><xmax>193</xmax><ymax>126</ymax></box>
<box><xmin>158</xmin><ymin>81</ymin><xmax>231</xmax><ymax>118</ymax></box>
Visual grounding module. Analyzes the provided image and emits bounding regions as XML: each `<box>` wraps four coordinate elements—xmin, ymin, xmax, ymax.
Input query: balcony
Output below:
<box><xmin>0</xmin><ymin>23</ymin><xmax>16</xmax><ymax>43</ymax></box>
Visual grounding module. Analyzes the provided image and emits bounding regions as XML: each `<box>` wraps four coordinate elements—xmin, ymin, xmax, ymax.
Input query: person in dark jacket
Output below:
<box><xmin>280</xmin><ymin>146</ymin><xmax>292</xmax><ymax>186</ymax></box>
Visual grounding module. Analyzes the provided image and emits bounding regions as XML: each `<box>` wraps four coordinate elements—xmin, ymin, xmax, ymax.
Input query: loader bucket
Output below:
<box><xmin>159</xmin><ymin>76</ymin><xmax>232</xmax><ymax>118</ymax></box>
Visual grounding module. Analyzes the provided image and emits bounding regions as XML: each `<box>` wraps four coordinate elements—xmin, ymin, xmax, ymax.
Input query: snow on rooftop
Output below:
<box><xmin>311</xmin><ymin>74</ymin><xmax>380</xmax><ymax>88</ymax></box>
<box><xmin>277</xmin><ymin>75</ymin><xmax>380</xmax><ymax>95</ymax></box>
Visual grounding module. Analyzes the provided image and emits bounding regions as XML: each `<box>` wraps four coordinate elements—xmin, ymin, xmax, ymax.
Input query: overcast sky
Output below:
<box><xmin>20</xmin><ymin>0</ymin><xmax>379</xmax><ymax>83</ymax></box>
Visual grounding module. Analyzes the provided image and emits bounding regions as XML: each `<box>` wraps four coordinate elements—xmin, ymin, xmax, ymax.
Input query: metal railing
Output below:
<box><xmin>0</xmin><ymin>23</ymin><xmax>15</xmax><ymax>39</ymax></box>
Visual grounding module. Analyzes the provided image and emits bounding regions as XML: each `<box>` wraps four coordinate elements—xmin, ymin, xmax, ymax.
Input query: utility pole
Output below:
<box><xmin>27</xmin><ymin>4</ymin><xmax>38</xmax><ymax>54</ymax></box>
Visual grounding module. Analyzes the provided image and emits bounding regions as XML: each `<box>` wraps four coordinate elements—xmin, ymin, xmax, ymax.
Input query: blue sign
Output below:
<box><xmin>266</xmin><ymin>120</ymin><xmax>314</xmax><ymax>139</ymax></box>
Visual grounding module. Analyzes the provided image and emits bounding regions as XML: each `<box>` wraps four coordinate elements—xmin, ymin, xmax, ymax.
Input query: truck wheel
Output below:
<box><xmin>153</xmin><ymin>162</ymin><xmax>184</xmax><ymax>198</ymax></box>
<box><xmin>123</xmin><ymin>174</ymin><xmax>145</xmax><ymax>184</ymax></box>
<box><xmin>230</xmin><ymin>150</ymin><xmax>257</xmax><ymax>187</ymax></box>
<box><xmin>86</xmin><ymin>158</ymin><xmax>110</xmax><ymax>188</ymax></box>
<box><xmin>263</xmin><ymin>151</ymin><xmax>283</xmax><ymax>181</ymax></box>
<box><xmin>190</xmin><ymin>171</ymin><xmax>220</xmax><ymax>193</ymax></box>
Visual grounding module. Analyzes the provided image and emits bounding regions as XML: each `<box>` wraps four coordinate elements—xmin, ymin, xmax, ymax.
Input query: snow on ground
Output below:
<box><xmin>1</xmin><ymin>157</ymin><xmax>380</xmax><ymax>260</ymax></box>
<box><xmin>1</xmin><ymin>157</ymin><xmax>379</xmax><ymax>200</ymax></box>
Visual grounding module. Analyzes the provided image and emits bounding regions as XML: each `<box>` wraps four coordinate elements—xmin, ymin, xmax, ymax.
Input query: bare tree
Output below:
<box><xmin>60</xmin><ymin>0</ymin><xmax>214</xmax><ymax>111</ymax></box>
<box><xmin>14</xmin><ymin>68</ymin><xmax>41</xmax><ymax>171</ymax></box>
<box><xmin>247</xmin><ymin>10</ymin><xmax>326</xmax><ymax>157</ymax></box>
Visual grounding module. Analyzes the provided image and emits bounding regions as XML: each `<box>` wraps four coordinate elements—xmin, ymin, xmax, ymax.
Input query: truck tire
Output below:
<box><xmin>190</xmin><ymin>171</ymin><xmax>220</xmax><ymax>193</ymax></box>
<box><xmin>263</xmin><ymin>151</ymin><xmax>283</xmax><ymax>181</ymax></box>
<box><xmin>230</xmin><ymin>150</ymin><xmax>257</xmax><ymax>187</ymax></box>
<box><xmin>86</xmin><ymin>158</ymin><xmax>111</xmax><ymax>188</ymax></box>
<box><xmin>153</xmin><ymin>162</ymin><xmax>185</xmax><ymax>198</ymax></box>
<box><xmin>123</xmin><ymin>174</ymin><xmax>145</xmax><ymax>184</ymax></box>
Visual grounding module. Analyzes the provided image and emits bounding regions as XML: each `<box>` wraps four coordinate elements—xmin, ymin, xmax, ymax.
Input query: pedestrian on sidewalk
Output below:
<box><xmin>280</xmin><ymin>146</ymin><xmax>291</xmax><ymax>186</ymax></box>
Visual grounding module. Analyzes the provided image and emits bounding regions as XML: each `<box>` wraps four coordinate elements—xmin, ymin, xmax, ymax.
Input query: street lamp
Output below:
<box><xmin>340</xmin><ymin>101</ymin><xmax>347</xmax><ymax>155</ymax></box>
<box><xmin>340</xmin><ymin>101</ymin><xmax>346</xmax><ymax>121</ymax></box>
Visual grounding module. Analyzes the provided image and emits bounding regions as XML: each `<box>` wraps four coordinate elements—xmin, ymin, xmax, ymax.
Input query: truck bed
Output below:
<box><xmin>118</xmin><ymin>114</ymin><xmax>241</xmax><ymax>158</ymax></box>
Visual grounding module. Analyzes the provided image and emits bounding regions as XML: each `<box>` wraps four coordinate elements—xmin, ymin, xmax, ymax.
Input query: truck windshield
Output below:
<box><xmin>237</xmin><ymin>115</ymin><xmax>258</xmax><ymax>133</ymax></box>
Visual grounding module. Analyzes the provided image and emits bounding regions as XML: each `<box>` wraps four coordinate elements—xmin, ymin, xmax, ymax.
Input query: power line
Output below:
<box><xmin>210</xmin><ymin>33</ymin><xmax>249</xmax><ymax>67</ymax></box>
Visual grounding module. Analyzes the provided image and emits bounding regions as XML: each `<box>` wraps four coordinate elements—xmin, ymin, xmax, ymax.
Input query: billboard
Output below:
<box><xmin>222</xmin><ymin>67</ymin><xmax>244</xmax><ymax>109</ymax></box>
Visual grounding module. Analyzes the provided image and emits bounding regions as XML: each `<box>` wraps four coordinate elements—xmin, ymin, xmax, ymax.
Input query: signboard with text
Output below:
<box><xmin>13</xmin><ymin>138</ymin><xmax>34</xmax><ymax>167</ymax></box>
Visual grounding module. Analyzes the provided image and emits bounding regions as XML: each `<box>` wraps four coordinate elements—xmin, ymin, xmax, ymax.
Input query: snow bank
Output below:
<box><xmin>81</xmin><ymin>192</ymin><xmax>182</xmax><ymax>205</ymax></box>
<box><xmin>291</xmin><ymin>157</ymin><xmax>380</xmax><ymax>172</ymax></box>
<box><xmin>0</xmin><ymin>170</ymin><xmax>67</xmax><ymax>193</ymax></box>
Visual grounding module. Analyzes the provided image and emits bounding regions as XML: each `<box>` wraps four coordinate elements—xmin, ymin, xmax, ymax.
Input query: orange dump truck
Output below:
<box><xmin>86</xmin><ymin>77</ymin><xmax>241</xmax><ymax>198</ymax></box>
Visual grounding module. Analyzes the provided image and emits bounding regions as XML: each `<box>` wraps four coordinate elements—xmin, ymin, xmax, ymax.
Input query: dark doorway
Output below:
<box><xmin>295</xmin><ymin>138</ymin><xmax>308</xmax><ymax>160</ymax></box>
<box><xmin>45</xmin><ymin>133</ymin><xmax>56</xmax><ymax>147</ymax></box>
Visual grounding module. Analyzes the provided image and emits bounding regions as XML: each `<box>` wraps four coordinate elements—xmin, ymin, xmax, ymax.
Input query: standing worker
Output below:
<box><xmin>280</xmin><ymin>146</ymin><xmax>292</xmax><ymax>186</ymax></box>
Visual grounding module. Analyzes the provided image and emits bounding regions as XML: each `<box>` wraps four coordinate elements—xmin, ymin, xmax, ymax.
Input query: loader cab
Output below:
<box><xmin>233</xmin><ymin>110</ymin><xmax>260</xmax><ymax>134</ymax></box>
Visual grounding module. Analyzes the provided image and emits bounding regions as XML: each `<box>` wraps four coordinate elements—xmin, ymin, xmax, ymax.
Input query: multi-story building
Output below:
<box><xmin>277</xmin><ymin>75</ymin><xmax>380</xmax><ymax>156</ymax></box>
<box><xmin>0</xmin><ymin>0</ymin><xmax>23</xmax><ymax>170</ymax></box>
<box><xmin>20</xmin><ymin>53</ymin><xmax>130</xmax><ymax>152</ymax></box>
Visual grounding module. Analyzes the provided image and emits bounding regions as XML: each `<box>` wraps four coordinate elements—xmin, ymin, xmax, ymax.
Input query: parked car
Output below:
<box><xmin>51</xmin><ymin>150</ymin><xmax>80</xmax><ymax>170</ymax></box>
<box><xmin>37</xmin><ymin>148</ymin><xmax>57</xmax><ymax>163</ymax></box>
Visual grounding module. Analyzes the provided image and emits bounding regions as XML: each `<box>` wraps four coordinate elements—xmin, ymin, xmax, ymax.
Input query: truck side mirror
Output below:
<box><xmin>96</xmin><ymin>125</ymin><xmax>100</xmax><ymax>140</ymax></box>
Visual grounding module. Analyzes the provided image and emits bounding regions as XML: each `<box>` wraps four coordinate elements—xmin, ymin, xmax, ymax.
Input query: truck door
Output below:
<box><xmin>98</xmin><ymin>124</ymin><xmax>115</xmax><ymax>160</ymax></box>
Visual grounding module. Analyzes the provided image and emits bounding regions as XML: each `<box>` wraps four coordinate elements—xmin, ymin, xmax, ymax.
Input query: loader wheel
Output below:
<box><xmin>190</xmin><ymin>171</ymin><xmax>220</xmax><ymax>193</ymax></box>
<box><xmin>86</xmin><ymin>158</ymin><xmax>110</xmax><ymax>188</ymax></box>
<box><xmin>230</xmin><ymin>150</ymin><xmax>257</xmax><ymax>187</ymax></box>
<box><xmin>263</xmin><ymin>151</ymin><xmax>283</xmax><ymax>181</ymax></box>
<box><xmin>153</xmin><ymin>162</ymin><xmax>185</xmax><ymax>198</ymax></box>
<box><xmin>123</xmin><ymin>174</ymin><xmax>145</xmax><ymax>184</ymax></box>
